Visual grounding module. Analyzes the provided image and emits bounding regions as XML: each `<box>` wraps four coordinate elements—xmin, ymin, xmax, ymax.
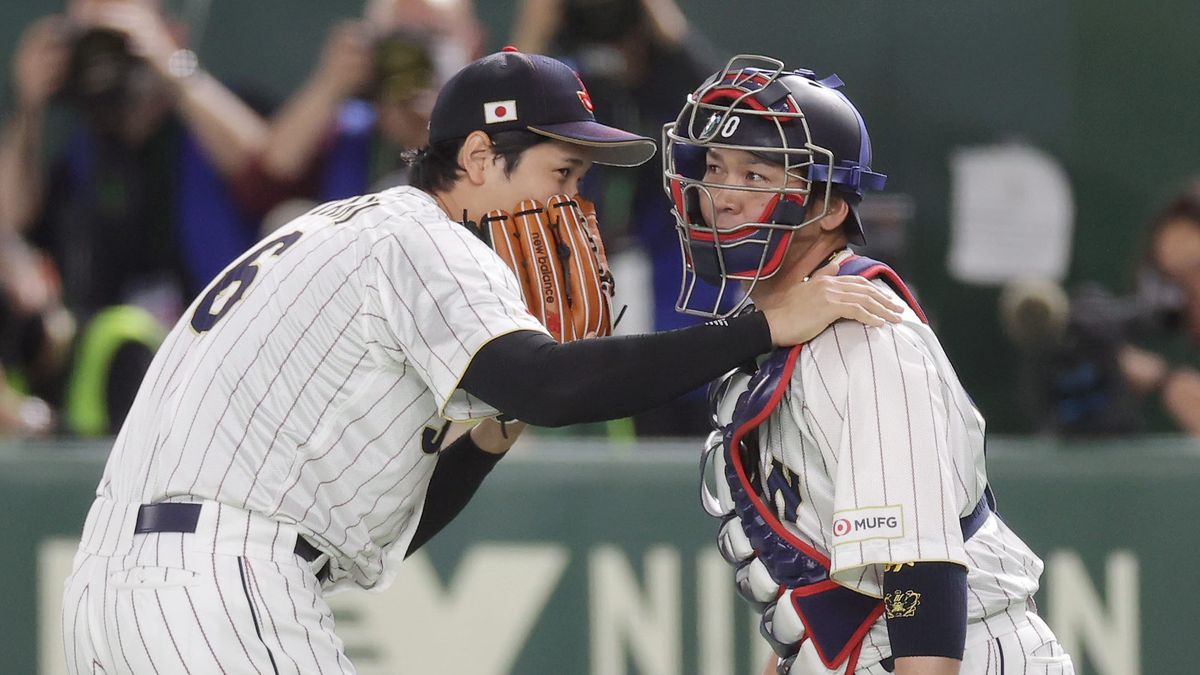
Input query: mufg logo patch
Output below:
<box><xmin>832</xmin><ymin>505</ymin><xmax>904</xmax><ymax>545</ymax></box>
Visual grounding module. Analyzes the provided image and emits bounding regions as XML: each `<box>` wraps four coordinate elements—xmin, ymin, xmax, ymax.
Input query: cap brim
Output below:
<box><xmin>529</xmin><ymin>121</ymin><xmax>657</xmax><ymax>167</ymax></box>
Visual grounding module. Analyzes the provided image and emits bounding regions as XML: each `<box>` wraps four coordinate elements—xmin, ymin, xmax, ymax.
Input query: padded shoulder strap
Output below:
<box><xmin>838</xmin><ymin>254</ymin><xmax>928</xmax><ymax>324</ymax></box>
<box><xmin>728</xmin><ymin>255</ymin><xmax>924</xmax><ymax>430</ymax></box>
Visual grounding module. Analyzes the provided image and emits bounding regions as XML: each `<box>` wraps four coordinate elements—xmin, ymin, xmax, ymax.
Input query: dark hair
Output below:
<box><xmin>407</xmin><ymin>130</ymin><xmax>553</xmax><ymax>194</ymax></box>
<box><xmin>802</xmin><ymin>181</ymin><xmax>860</xmax><ymax>232</ymax></box>
<box><xmin>1150</xmin><ymin>181</ymin><xmax>1200</xmax><ymax>232</ymax></box>
<box><xmin>1143</xmin><ymin>179</ymin><xmax>1200</xmax><ymax>273</ymax></box>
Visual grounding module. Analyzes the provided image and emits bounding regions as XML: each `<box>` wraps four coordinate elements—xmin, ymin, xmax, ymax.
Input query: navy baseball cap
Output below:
<box><xmin>429</xmin><ymin>47</ymin><xmax>656</xmax><ymax>167</ymax></box>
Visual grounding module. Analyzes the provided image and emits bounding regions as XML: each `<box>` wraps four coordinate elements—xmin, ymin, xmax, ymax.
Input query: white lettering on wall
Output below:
<box><xmin>1048</xmin><ymin>549</ymin><xmax>1140</xmax><ymax>675</ymax></box>
<box><xmin>589</xmin><ymin>546</ymin><xmax>681</xmax><ymax>675</ymax></box>
<box><xmin>697</xmin><ymin>548</ymin><xmax>733</xmax><ymax>675</ymax></box>
<box><xmin>332</xmin><ymin>544</ymin><xmax>568</xmax><ymax>675</ymax></box>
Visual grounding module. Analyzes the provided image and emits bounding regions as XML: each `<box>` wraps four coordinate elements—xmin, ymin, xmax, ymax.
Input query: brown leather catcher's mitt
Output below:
<box><xmin>478</xmin><ymin>194</ymin><xmax>615</xmax><ymax>342</ymax></box>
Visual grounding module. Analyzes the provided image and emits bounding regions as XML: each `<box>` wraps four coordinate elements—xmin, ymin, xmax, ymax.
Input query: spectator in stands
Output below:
<box><xmin>0</xmin><ymin>234</ymin><xmax>165</xmax><ymax>437</ymax></box>
<box><xmin>246</xmin><ymin>0</ymin><xmax>483</xmax><ymax>226</ymax></box>
<box><xmin>0</xmin><ymin>0</ymin><xmax>267</xmax><ymax>435</ymax></box>
<box><xmin>512</xmin><ymin>0</ymin><xmax>724</xmax><ymax>435</ymax></box>
<box><xmin>1118</xmin><ymin>180</ymin><xmax>1200</xmax><ymax>435</ymax></box>
<box><xmin>0</xmin><ymin>238</ymin><xmax>62</xmax><ymax>436</ymax></box>
<box><xmin>0</xmin><ymin>0</ymin><xmax>270</xmax><ymax>319</ymax></box>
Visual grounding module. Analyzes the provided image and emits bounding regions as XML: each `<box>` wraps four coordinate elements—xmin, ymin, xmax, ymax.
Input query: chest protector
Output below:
<box><xmin>700</xmin><ymin>255</ymin><xmax>991</xmax><ymax>673</ymax></box>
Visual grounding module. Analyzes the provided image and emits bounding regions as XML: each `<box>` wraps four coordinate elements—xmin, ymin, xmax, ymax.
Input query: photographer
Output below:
<box><xmin>0</xmin><ymin>0</ymin><xmax>270</xmax><ymax>317</ymax></box>
<box><xmin>1007</xmin><ymin>182</ymin><xmax>1200</xmax><ymax>436</ymax></box>
<box><xmin>1118</xmin><ymin>181</ymin><xmax>1200</xmax><ymax>434</ymax></box>
<box><xmin>243</xmin><ymin>0</ymin><xmax>483</xmax><ymax>217</ymax></box>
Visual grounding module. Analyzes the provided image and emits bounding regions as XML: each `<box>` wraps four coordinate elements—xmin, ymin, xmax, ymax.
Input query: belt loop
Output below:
<box><xmin>294</xmin><ymin>534</ymin><xmax>331</xmax><ymax>582</ymax></box>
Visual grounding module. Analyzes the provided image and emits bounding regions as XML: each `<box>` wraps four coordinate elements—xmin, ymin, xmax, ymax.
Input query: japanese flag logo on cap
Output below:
<box><xmin>484</xmin><ymin>100</ymin><xmax>518</xmax><ymax>124</ymax></box>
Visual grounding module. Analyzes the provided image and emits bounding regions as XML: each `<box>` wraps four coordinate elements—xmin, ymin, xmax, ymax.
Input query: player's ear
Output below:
<box><xmin>816</xmin><ymin>194</ymin><xmax>849</xmax><ymax>233</ymax></box>
<box><xmin>458</xmin><ymin>131</ymin><xmax>494</xmax><ymax>186</ymax></box>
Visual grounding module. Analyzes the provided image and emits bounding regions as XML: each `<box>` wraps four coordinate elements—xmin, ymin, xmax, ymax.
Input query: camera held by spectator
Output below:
<box><xmin>1003</xmin><ymin>181</ymin><xmax>1200</xmax><ymax>435</ymax></box>
<box><xmin>1002</xmin><ymin>278</ymin><xmax>1180</xmax><ymax>434</ymax></box>
<box><xmin>36</xmin><ymin>2</ymin><xmax>192</xmax><ymax>141</ymax></box>
<box><xmin>366</xmin><ymin>30</ymin><xmax>435</xmax><ymax>104</ymax></box>
<box><xmin>59</xmin><ymin>24</ymin><xmax>145</xmax><ymax>133</ymax></box>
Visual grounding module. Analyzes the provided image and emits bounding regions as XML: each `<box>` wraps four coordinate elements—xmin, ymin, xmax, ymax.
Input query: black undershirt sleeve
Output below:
<box><xmin>459</xmin><ymin>311</ymin><xmax>774</xmax><ymax>427</ymax></box>
<box><xmin>408</xmin><ymin>313</ymin><xmax>772</xmax><ymax>555</ymax></box>
<box><xmin>405</xmin><ymin>429</ymin><xmax>500</xmax><ymax>557</ymax></box>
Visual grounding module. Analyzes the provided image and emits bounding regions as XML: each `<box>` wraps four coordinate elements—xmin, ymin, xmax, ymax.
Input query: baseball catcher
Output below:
<box><xmin>666</xmin><ymin>54</ymin><xmax>1076</xmax><ymax>674</ymax></box>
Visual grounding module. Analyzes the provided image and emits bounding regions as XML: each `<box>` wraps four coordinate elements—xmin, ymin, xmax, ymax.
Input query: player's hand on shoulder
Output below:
<box><xmin>759</xmin><ymin>261</ymin><xmax>904</xmax><ymax>347</ymax></box>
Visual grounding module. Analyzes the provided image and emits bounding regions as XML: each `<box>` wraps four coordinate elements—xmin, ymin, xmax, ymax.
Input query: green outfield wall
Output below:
<box><xmin>4</xmin><ymin>436</ymin><xmax>1196</xmax><ymax>675</ymax></box>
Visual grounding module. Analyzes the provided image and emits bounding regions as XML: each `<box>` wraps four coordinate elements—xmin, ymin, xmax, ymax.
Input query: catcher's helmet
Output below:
<box><xmin>662</xmin><ymin>54</ymin><xmax>886</xmax><ymax>318</ymax></box>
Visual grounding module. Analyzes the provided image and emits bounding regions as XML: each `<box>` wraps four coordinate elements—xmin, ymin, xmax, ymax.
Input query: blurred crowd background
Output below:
<box><xmin>0</xmin><ymin>0</ymin><xmax>1197</xmax><ymax>440</ymax></box>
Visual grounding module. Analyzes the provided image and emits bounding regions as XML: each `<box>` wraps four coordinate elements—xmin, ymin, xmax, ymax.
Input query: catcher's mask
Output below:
<box><xmin>662</xmin><ymin>54</ymin><xmax>887</xmax><ymax>318</ymax></box>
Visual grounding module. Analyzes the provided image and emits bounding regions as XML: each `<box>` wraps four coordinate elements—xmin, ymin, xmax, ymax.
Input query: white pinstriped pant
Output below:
<box><xmin>62</xmin><ymin>497</ymin><xmax>354</xmax><ymax>675</ymax></box>
<box><xmin>959</xmin><ymin>612</ymin><xmax>1075</xmax><ymax>675</ymax></box>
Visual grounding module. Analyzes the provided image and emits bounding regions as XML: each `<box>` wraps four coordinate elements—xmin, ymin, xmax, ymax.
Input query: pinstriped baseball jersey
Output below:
<box><xmin>97</xmin><ymin>186</ymin><xmax>547</xmax><ymax>591</ymax></box>
<box><xmin>723</xmin><ymin>270</ymin><xmax>1044</xmax><ymax>666</ymax></box>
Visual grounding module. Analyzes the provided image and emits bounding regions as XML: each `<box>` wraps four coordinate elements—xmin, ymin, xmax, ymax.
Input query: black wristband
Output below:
<box><xmin>882</xmin><ymin>562</ymin><xmax>968</xmax><ymax>660</ymax></box>
<box><xmin>405</xmin><ymin>429</ymin><xmax>503</xmax><ymax>557</ymax></box>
